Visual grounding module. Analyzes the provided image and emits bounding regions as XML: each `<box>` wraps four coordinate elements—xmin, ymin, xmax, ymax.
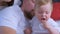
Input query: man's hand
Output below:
<box><xmin>24</xmin><ymin>28</ymin><xmax>32</xmax><ymax>34</ymax></box>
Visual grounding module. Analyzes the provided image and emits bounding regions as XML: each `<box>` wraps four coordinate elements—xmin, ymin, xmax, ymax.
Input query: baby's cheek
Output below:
<box><xmin>37</xmin><ymin>16</ymin><xmax>41</xmax><ymax>20</ymax></box>
<box><xmin>48</xmin><ymin>15</ymin><xmax>50</xmax><ymax>18</ymax></box>
<box><xmin>47</xmin><ymin>15</ymin><xmax>50</xmax><ymax>18</ymax></box>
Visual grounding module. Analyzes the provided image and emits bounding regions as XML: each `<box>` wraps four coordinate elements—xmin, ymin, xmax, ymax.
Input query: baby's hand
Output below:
<box><xmin>40</xmin><ymin>18</ymin><xmax>51</xmax><ymax>29</ymax></box>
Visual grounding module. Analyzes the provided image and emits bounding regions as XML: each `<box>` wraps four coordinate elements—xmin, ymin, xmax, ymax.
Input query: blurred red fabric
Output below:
<box><xmin>51</xmin><ymin>2</ymin><xmax>60</xmax><ymax>20</ymax></box>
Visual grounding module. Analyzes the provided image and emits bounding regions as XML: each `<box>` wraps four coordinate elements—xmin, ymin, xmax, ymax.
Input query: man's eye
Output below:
<box><xmin>38</xmin><ymin>11</ymin><xmax>43</xmax><ymax>14</ymax></box>
<box><xmin>32</xmin><ymin>0</ymin><xmax>35</xmax><ymax>3</ymax></box>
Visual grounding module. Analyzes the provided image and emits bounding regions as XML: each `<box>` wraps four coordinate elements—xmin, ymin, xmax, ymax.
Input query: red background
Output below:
<box><xmin>51</xmin><ymin>2</ymin><xmax>60</xmax><ymax>20</ymax></box>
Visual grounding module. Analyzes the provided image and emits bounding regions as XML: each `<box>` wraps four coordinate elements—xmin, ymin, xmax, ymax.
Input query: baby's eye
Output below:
<box><xmin>46</xmin><ymin>11</ymin><xmax>49</xmax><ymax>14</ymax></box>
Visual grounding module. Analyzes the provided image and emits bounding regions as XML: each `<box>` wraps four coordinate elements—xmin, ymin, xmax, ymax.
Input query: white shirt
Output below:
<box><xmin>31</xmin><ymin>16</ymin><xmax>60</xmax><ymax>34</ymax></box>
<box><xmin>25</xmin><ymin>18</ymin><xmax>32</xmax><ymax>28</ymax></box>
<box><xmin>0</xmin><ymin>5</ymin><xmax>26</xmax><ymax>34</ymax></box>
<box><xmin>56</xmin><ymin>20</ymin><xmax>60</xmax><ymax>27</ymax></box>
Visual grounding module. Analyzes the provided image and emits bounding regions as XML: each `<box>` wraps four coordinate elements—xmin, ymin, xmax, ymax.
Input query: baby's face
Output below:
<box><xmin>35</xmin><ymin>3</ymin><xmax>52</xmax><ymax>22</ymax></box>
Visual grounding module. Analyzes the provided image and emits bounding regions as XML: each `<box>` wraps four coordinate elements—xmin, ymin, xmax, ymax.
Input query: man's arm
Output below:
<box><xmin>0</xmin><ymin>26</ymin><xmax>16</xmax><ymax>34</ymax></box>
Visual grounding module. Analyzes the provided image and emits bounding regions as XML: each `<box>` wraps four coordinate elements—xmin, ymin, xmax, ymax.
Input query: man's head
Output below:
<box><xmin>21</xmin><ymin>0</ymin><xmax>35</xmax><ymax>19</ymax></box>
<box><xmin>0</xmin><ymin>0</ymin><xmax>14</xmax><ymax>6</ymax></box>
<box><xmin>35</xmin><ymin>0</ymin><xmax>53</xmax><ymax>22</ymax></box>
<box><xmin>22</xmin><ymin>0</ymin><xmax>35</xmax><ymax>12</ymax></box>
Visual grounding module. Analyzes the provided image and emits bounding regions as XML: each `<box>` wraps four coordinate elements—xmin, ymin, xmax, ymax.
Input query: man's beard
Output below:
<box><xmin>24</xmin><ymin>11</ymin><xmax>34</xmax><ymax>20</ymax></box>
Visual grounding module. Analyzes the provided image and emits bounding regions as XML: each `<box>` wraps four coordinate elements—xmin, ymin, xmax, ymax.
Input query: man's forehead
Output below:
<box><xmin>32</xmin><ymin>0</ymin><xmax>35</xmax><ymax>2</ymax></box>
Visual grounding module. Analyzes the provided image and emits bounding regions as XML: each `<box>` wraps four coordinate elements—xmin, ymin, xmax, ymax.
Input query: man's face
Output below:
<box><xmin>35</xmin><ymin>3</ymin><xmax>52</xmax><ymax>22</ymax></box>
<box><xmin>23</xmin><ymin>0</ymin><xmax>35</xmax><ymax>12</ymax></box>
<box><xmin>22</xmin><ymin>0</ymin><xmax>35</xmax><ymax>19</ymax></box>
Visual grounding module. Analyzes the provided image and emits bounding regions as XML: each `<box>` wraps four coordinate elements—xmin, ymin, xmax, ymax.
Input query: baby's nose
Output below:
<box><xmin>42</xmin><ymin>13</ymin><xmax>46</xmax><ymax>16</ymax></box>
<box><xmin>41</xmin><ymin>13</ymin><xmax>46</xmax><ymax>18</ymax></box>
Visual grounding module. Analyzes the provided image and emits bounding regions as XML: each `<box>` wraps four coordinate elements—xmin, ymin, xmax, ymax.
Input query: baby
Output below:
<box><xmin>31</xmin><ymin>0</ymin><xmax>60</xmax><ymax>34</ymax></box>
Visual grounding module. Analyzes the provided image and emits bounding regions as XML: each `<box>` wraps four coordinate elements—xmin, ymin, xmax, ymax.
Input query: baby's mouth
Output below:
<box><xmin>41</xmin><ymin>18</ymin><xmax>46</xmax><ymax>20</ymax></box>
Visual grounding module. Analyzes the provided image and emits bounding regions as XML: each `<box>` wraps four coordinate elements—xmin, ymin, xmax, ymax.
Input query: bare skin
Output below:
<box><xmin>0</xmin><ymin>26</ymin><xmax>16</xmax><ymax>34</ymax></box>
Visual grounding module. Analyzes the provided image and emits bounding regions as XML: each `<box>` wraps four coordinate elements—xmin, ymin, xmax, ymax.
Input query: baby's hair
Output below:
<box><xmin>34</xmin><ymin>0</ymin><xmax>53</xmax><ymax>11</ymax></box>
<box><xmin>35</xmin><ymin>0</ymin><xmax>52</xmax><ymax>8</ymax></box>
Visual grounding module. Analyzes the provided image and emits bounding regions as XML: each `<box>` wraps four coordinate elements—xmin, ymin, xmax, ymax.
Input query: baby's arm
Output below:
<box><xmin>43</xmin><ymin>22</ymin><xmax>59</xmax><ymax>34</ymax></box>
<box><xmin>41</xmin><ymin>20</ymin><xmax>60</xmax><ymax>34</ymax></box>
